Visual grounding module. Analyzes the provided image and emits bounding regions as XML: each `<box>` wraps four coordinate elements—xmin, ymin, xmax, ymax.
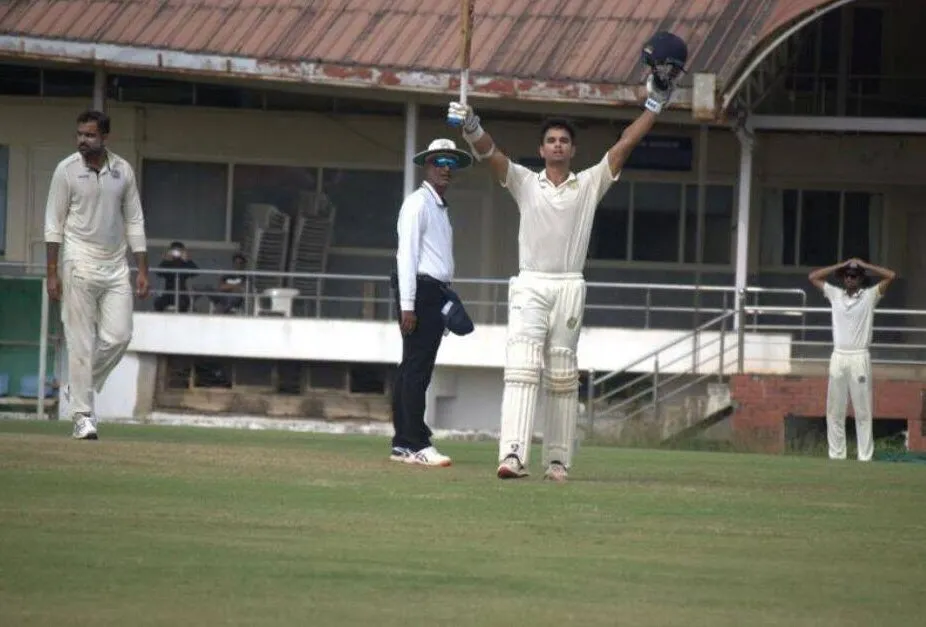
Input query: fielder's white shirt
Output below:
<box><xmin>502</xmin><ymin>153</ymin><xmax>619</xmax><ymax>273</ymax></box>
<box><xmin>823</xmin><ymin>283</ymin><xmax>881</xmax><ymax>351</ymax></box>
<box><xmin>395</xmin><ymin>181</ymin><xmax>454</xmax><ymax>311</ymax></box>
<box><xmin>44</xmin><ymin>151</ymin><xmax>147</xmax><ymax>265</ymax></box>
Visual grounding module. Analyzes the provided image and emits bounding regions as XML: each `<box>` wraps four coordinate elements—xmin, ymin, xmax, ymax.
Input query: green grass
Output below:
<box><xmin>1</xmin><ymin>420</ymin><xmax>924</xmax><ymax>627</ymax></box>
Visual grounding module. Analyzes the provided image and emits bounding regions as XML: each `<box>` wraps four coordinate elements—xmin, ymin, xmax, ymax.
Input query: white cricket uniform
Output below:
<box><xmin>498</xmin><ymin>153</ymin><xmax>619</xmax><ymax>468</ymax></box>
<box><xmin>822</xmin><ymin>282</ymin><xmax>881</xmax><ymax>461</ymax></box>
<box><xmin>44</xmin><ymin>151</ymin><xmax>147</xmax><ymax>420</ymax></box>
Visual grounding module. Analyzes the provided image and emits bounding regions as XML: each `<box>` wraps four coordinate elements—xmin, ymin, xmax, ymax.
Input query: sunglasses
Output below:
<box><xmin>844</xmin><ymin>273</ymin><xmax>862</xmax><ymax>279</ymax></box>
<box><xmin>429</xmin><ymin>156</ymin><xmax>459</xmax><ymax>169</ymax></box>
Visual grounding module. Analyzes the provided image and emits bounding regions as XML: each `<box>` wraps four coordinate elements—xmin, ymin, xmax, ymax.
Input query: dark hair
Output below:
<box><xmin>539</xmin><ymin>117</ymin><xmax>577</xmax><ymax>144</ymax></box>
<box><xmin>169</xmin><ymin>241</ymin><xmax>185</xmax><ymax>249</ymax></box>
<box><xmin>76</xmin><ymin>109</ymin><xmax>110</xmax><ymax>135</ymax></box>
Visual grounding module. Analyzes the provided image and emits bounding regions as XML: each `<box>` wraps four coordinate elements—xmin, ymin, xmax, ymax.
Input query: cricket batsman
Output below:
<box><xmin>449</xmin><ymin>33</ymin><xmax>688</xmax><ymax>481</ymax></box>
<box><xmin>809</xmin><ymin>258</ymin><xmax>895</xmax><ymax>461</ymax></box>
<box><xmin>45</xmin><ymin>110</ymin><xmax>150</xmax><ymax>440</ymax></box>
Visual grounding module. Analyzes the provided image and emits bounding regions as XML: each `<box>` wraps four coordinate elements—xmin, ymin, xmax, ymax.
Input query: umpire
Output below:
<box><xmin>390</xmin><ymin>138</ymin><xmax>473</xmax><ymax>467</ymax></box>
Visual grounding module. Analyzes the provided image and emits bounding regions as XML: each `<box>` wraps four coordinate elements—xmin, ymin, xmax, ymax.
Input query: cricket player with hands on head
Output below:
<box><xmin>448</xmin><ymin>32</ymin><xmax>688</xmax><ymax>481</ymax></box>
<box><xmin>809</xmin><ymin>257</ymin><xmax>895</xmax><ymax>462</ymax></box>
<box><xmin>45</xmin><ymin>109</ymin><xmax>150</xmax><ymax>441</ymax></box>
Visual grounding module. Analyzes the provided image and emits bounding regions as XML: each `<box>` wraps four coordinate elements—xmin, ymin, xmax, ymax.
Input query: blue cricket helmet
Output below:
<box><xmin>642</xmin><ymin>31</ymin><xmax>688</xmax><ymax>89</ymax></box>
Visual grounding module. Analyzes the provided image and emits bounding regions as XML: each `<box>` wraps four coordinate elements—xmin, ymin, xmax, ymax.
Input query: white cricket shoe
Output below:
<box><xmin>497</xmin><ymin>455</ymin><xmax>529</xmax><ymax>479</ymax></box>
<box><xmin>72</xmin><ymin>415</ymin><xmax>98</xmax><ymax>440</ymax></box>
<box><xmin>543</xmin><ymin>461</ymin><xmax>568</xmax><ymax>483</ymax></box>
<box><xmin>389</xmin><ymin>446</ymin><xmax>412</xmax><ymax>462</ymax></box>
<box><xmin>405</xmin><ymin>446</ymin><xmax>452</xmax><ymax>467</ymax></box>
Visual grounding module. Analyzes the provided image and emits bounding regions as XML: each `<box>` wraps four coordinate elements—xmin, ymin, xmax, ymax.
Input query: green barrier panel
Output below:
<box><xmin>0</xmin><ymin>277</ymin><xmax>59</xmax><ymax>396</ymax></box>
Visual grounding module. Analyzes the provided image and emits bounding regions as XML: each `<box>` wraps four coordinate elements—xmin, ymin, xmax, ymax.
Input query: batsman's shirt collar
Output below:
<box><xmin>537</xmin><ymin>168</ymin><xmax>578</xmax><ymax>189</ymax></box>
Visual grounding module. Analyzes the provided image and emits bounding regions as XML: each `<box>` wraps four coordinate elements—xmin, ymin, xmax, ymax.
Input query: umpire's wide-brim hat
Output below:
<box><xmin>413</xmin><ymin>138</ymin><xmax>473</xmax><ymax>169</ymax></box>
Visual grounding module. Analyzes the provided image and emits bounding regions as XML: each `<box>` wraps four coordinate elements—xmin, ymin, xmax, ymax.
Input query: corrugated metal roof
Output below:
<box><xmin>0</xmin><ymin>0</ymin><xmax>837</xmax><ymax>109</ymax></box>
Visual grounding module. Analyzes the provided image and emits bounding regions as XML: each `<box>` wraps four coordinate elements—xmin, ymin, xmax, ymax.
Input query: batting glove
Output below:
<box><xmin>449</xmin><ymin>101</ymin><xmax>484</xmax><ymax>141</ymax></box>
<box><xmin>644</xmin><ymin>75</ymin><xmax>674</xmax><ymax>114</ymax></box>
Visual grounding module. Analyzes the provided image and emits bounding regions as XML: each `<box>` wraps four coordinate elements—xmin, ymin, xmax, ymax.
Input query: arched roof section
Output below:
<box><xmin>719</xmin><ymin>0</ymin><xmax>856</xmax><ymax>113</ymax></box>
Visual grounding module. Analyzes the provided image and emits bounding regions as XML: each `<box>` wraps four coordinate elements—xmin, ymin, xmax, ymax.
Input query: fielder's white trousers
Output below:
<box><xmin>61</xmin><ymin>260</ymin><xmax>134</xmax><ymax>420</ymax></box>
<box><xmin>826</xmin><ymin>348</ymin><xmax>873</xmax><ymax>462</ymax></box>
<box><xmin>499</xmin><ymin>271</ymin><xmax>585</xmax><ymax>468</ymax></box>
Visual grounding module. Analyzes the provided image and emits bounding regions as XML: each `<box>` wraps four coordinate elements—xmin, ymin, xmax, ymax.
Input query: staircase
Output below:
<box><xmin>584</xmin><ymin>310</ymin><xmax>738</xmax><ymax>446</ymax></box>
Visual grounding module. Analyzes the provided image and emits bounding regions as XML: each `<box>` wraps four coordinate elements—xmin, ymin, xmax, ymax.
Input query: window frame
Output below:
<box><xmin>586</xmin><ymin>173</ymin><xmax>737</xmax><ymax>271</ymax></box>
<box><xmin>757</xmin><ymin>182</ymin><xmax>886</xmax><ymax>273</ymax></box>
<box><xmin>139</xmin><ymin>152</ymin><xmax>401</xmax><ymax>252</ymax></box>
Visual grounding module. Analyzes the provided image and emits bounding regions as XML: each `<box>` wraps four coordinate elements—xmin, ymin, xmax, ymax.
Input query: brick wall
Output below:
<box><xmin>729</xmin><ymin>375</ymin><xmax>925</xmax><ymax>454</ymax></box>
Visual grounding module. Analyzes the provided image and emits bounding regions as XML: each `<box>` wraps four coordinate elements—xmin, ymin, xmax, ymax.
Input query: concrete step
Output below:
<box><xmin>584</xmin><ymin>380</ymin><xmax>732</xmax><ymax>446</ymax></box>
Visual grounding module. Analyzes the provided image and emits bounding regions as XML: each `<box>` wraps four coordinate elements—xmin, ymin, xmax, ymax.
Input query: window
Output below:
<box><xmin>231</xmin><ymin>165</ymin><xmax>318</xmax><ymax>243</ymax></box>
<box><xmin>589</xmin><ymin>181</ymin><xmax>733</xmax><ymax>264</ymax></box>
<box><xmin>325</xmin><ymin>169</ymin><xmax>403</xmax><ymax>249</ymax></box>
<box><xmin>684</xmin><ymin>184</ymin><xmax>734</xmax><ymax>264</ymax></box>
<box><xmin>760</xmin><ymin>188</ymin><xmax>882</xmax><ymax>267</ymax></box>
<box><xmin>784</xmin><ymin>4</ymin><xmax>886</xmax><ymax>115</ymax></box>
<box><xmin>141</xmin><ymin>160</ymin><xmax>229</xmax><ymax>241</ymax></box>
<box><xmin>632</xmin><ymin>182</ymin><xmax>682</xmax><ymax>262</ymax></box>
<box><xmin>0</xmin><ymin>145</ymin><xmax>7</xmax><ymax>256</ymax></box>
<box><xmin>589</xmin><ymin>181</ymin><xmax>630</xmax><ymax>260</ymax></box>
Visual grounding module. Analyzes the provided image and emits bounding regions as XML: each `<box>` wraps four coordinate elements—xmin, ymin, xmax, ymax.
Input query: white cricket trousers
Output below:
<box><xmin>826</xmin><ymin>348</ymin><xmax>873</xmax><ymax>461</ymax></box>
<box><xmin>499</xmin><ymin>271</ymin><xmax>586</xmax><ymax>469</ymax></box>
<box><xmin>61</xmin><ymin>260</ymin><xmax>134</xmax><ymax>419</ymax></box>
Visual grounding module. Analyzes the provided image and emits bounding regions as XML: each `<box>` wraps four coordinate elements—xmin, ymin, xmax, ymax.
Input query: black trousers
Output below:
<box><xmin>391</xmin><ymin>275</ymin><xmax>446</xmax><ymax>451</ymax></box>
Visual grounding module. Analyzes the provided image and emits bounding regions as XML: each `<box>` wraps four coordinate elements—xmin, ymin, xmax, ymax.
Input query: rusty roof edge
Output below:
<box><xmin>0</xmin><ymin>34</ymin><xmax>693</xmax><ymax>109</ymax></box>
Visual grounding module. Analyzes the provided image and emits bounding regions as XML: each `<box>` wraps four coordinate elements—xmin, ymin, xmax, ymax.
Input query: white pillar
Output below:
<box><xmin>734</xmin><ymin>125</ymin><xmax>755</xmax><ymax>332</ymax></box>
<box><xmin>403</xmin><ymin>101</ymin><xmax>418</xmax><ymax>197</ymax></box>
<box><xmin>92</xmin><ymin>68</ymin><xmax>106</xmax><ymax>111</ymax></box>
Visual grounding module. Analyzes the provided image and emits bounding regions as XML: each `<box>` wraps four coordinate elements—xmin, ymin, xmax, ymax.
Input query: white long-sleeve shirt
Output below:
<box><xmin>44</xmin><ymin>150</ymin><xmax>147</xmax><ymax>265</ymax></box>
<box><xmin>395</xmin><ymin>181</ymin><xmax>454</xmax><ymax>311</ymax></box>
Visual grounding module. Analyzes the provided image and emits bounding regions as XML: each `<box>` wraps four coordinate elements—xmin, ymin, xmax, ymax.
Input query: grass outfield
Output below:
<box><xmin>1</xmin><ymin>420</ymin><xmax>924</xmax><ymax>627</ymax></box>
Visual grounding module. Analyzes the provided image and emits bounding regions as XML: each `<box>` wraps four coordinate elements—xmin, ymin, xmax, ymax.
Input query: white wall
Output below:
<box><xmin>127</xmin><ymin>313</ymin><xmax>792</xmax><ymax>374</ymax></box>
<box><xmin>89</xmin><ymin>314</ymin><xmax>789</xmax><ymax>430</ymax></box>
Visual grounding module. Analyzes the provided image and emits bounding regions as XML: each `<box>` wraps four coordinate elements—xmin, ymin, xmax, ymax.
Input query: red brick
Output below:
<box><xmin>729</xmin><ymin>375</ymin><xmax>926</xmax><ymax>454</ymax></box>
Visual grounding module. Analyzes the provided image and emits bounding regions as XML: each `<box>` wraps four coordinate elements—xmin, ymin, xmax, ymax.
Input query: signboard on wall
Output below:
<box><xmin>518</xmin><ymin>135</ymin><xmax>693</xmax><ymax>173</ymax></box>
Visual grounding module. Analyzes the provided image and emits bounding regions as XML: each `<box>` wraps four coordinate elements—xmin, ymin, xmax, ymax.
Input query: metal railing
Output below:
<box><xmin>586</xmin><ymin>309</ymin><xmax>737</xmax><ymax>430</ymax></box>
<box><xmin>0</xmin><ymin>262</ymin><xmax>808</xmax><ymax>329</ymax></box>
<box><xmin>584</xmin><ymin>295</ymin><xmax>926</xmax><ymax>441</ymax></box>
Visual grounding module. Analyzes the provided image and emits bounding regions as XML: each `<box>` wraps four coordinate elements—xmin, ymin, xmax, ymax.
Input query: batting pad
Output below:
<box><xmin>542</xmin><ymin>347</ymin><xmax>579</xmax><ymax>468</ymax></box>
<box><xmin>499</xmin><ymin>338</ymin><xmax>544</xmax><ymax>464</ymax></box>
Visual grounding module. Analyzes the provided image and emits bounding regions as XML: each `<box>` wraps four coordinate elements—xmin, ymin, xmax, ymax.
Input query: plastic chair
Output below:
<box><xmin>255</xmin><ymin>288</ymin><xmax>299</xmax><ymax>317</ymax></box>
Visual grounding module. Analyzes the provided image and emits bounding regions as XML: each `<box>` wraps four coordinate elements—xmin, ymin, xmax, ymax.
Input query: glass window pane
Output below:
<box><xmin>325</xmin><ymin>169</ymin><xmax>403</xmax><ymax>249</ymax></box>
<box><xmin>782</xmin><ymin>190</ymin><xmax>799</xmax><ymax>266</ymax></box>
<box><xmin>231</xmin><ymin>165</ymin><xmax>318</xmax><ymax>244</ymax></box>
<box><xmin>799</xmin><ymin>190</ymin><xmax>840</xmax><ymax>266</ymax></box>
<box><xmin>684</xmin><ymin>184</ymin><xmax>733</xmax><ymax>264</ymax></box>
<box><xmin>141</xmin><ymin>160</ymin><xmax>228</xmax><ymax>241</ymax></box>
<box><xmin>0</xmin><ymin>64</ymin><xmax>40</xmax><ymax>96</ymax></box>
<box><xmin>843</xmin><ymin>191</ymin><xmax>874</xmax><ymax>261</ymax></box>
<box><xmin>632</xmin><ymin>182</ymin><xmax>681</xmax><ymax>262</ymax></box>
<box><xmin>589</xmin><ymin>180</ymin><xmax>630</xmax><ymax>260</ymax></box>
<box><xmin>42</xmin><ymin>69</ymin><xmax>94</xmax><ymax>98</ymax></box>
<box><xmin>0</xmin><ymin>145</ymin><xmax>7</xmax><ymax>256</ymax></box>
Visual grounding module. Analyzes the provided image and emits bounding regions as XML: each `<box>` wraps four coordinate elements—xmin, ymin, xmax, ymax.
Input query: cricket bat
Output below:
<box><xmin>447</xmin><ymin>0</ymin><xmax>474</xmax><ymax>127</ymax></box>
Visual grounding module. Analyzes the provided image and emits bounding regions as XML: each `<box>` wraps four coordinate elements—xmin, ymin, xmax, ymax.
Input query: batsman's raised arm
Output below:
<box><xmin>606</xmin><ymin>76</ymin><xmax>675</xmax><ymax>178</ymax></box>
<box><xmin>448</xmin><ymin>101</ymin><xmax>510</xmax><ymax>184</ymax></box>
